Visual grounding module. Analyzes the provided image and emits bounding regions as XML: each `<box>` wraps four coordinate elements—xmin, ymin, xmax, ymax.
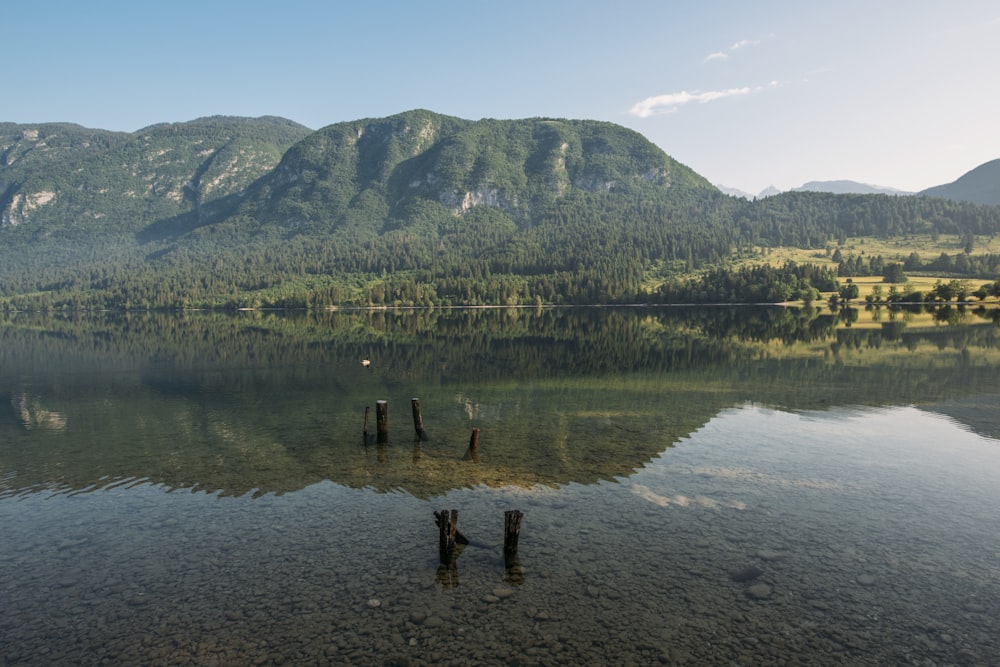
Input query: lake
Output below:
<box><xmin>2</xmin><ymin>306</ymin><xmax>999</xmax><ymax>666</ymax></box>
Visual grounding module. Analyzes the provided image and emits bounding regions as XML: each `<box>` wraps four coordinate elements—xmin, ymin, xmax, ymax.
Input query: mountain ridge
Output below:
<box><xmin>2</xmin><ymin>110</ymin><xmax>1000</xmax><ymax>309</ymax></box>
<box><xmin>0</xmin><ymin>116</ymin><xmax>313</xmax><ymax>230</ymax></box>
<box><xmin>239</xmin><ymin>109</ymin><xmax>717</xmax><ymax>234</ymax></box>
<box><xmin>793</xmin><ymin>180</ymin><xmax>912</xmax><ymax>196</ymax></box>
<box><xmin>918</xmin><ymin>158</ymin><xmax>1000</xmax><ymax>206</ymax></box>
<box><xmin>718</xmin><ymin>162</ymin><xmax>1000</xmax><ymax>202</ymax></box>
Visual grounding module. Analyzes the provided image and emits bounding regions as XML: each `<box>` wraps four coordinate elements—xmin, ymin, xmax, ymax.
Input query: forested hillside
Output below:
<box><xmin>2</xmin><ymin>110</ymin><xmax>1000</xmax><ymax>310</ymax></box>
<box><xmin>919</xmin><ymin>159</ymin><xmax>1000</xmax><ymax>206</ymax></box>
<box><xmin>1</xmin><ymin>116</ymin><xmax>312</xmax><ymax>232</ymax></box>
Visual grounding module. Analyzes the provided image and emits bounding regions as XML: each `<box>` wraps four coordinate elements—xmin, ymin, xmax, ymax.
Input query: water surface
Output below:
<box><xmin>2</xmin><ymin>306</ymin><xmax>999</xmax><ymax>665</ymax></box>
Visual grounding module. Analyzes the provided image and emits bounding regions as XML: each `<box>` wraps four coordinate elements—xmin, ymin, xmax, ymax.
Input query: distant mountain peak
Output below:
<box><xmin>713</xmin><ymin>184</ymin><xmax>783</xmax><ymax>200</ymax></box>
<box><xmin>793</xmin><ymin>180</ymin><xmax>912</xmax><ymax>196</ymax></box>
<box><xmin>715</xmin><ymin>184</ymin><xmax>753</xmax><ymax>199</ymax></box>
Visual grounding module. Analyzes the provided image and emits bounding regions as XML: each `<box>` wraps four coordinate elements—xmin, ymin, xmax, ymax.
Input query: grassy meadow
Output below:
<box><xmin>739</xmin><ymin>233</ymin><xmax>1000</xmax><ymax>303</ymax></box>
<box><xmin>756</xmin><ymin>233</ymin><xmax>1000</xmax><ymax>265</ymax></box>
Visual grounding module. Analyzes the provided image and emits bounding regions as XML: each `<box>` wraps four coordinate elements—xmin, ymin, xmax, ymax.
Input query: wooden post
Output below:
<box><xmin>504</xmin><ymin>550</ymin><xmax>524</xmax><ymax>585</ymax></box>
<box><xmin>435</xmin><ymin>562</ymin><xmax>459</xmax><ymax>589</ymax></box>
<box><xmin>434</xmin><ymin>507</ymin><xmax>460</xmax><ymax>588</ymax></box>
<box><xmin>504</xmin><ymin>509</ymin><xmax>523</xmax><ymax>555</ymax></box>
<box><xmin>376</xmin><ymin>400</ymin><xmax>389</xmax><ymax>444</ymax></box>
<box><xmin>411</xmin><ymin>398</ymin><xmax>428</xmax><ymax>441</ymax></box>
<box><xmin>504</xmin><ymin>510</ymin><xmax>525</xmax><ymax>585</ymax></box>
<box><xmin>464</xmin><ymin>428</ymin><xmax>480</xmax><ymax>461</ymax></box>
<box><xmin>435</xmin><ymin>509</ymin><xmax>458</xmax><ymax>563</ymax></box>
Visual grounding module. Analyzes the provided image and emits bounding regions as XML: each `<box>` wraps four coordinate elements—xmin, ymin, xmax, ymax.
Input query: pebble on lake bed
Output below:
<box><xmin>727</xmin><ymin>565</ymin><xmax>764</xmax><ymax>582</ymax></box>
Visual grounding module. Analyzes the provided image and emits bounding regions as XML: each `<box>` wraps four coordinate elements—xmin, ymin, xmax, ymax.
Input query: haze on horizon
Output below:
<box><xmin>4</xmin><ymin>0</ymin><xmax>998</xmax><ymax>196</ymax></box>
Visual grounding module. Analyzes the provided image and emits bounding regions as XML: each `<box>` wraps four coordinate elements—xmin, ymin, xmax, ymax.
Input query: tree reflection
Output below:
<box><xmin>2</xmin><ymin>305</ymin><xmax>999</xmax><ymax>498</ymax></box>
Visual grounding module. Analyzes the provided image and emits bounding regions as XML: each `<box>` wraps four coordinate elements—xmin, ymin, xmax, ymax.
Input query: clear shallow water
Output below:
<box><xmin>2</xmin><ymin>308</ymin><xmax>1000</xmax><ymax>665</ymax></box>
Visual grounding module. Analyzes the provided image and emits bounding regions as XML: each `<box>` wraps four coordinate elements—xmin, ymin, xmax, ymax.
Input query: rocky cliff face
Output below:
<box><xmin>0</xmin><ymin>117</ymin><xmax>312</xmax><ymax>232</ymax></box>
<box><xmin>1</xmin><ymin>190</ymin><xmax>56</xmax><ymax>226</ymax></box>
<box><xmin>1</xmin><ymin>127</ymin><xmax>69</xmax><ymax>226</ymax></box>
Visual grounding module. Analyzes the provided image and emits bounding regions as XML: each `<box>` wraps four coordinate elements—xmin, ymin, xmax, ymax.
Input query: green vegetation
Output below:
<box><xmin>658</xmin><ymin>261</ymin><xmax>838</xmax><ymax>304</ymax></box>
<box><xmin>919</xmin><ymin>158</ymin><xmax>1000</xmax><ymax>206</ymax></box>
<box><xmin>2</xmin><ymin>110</ymin><xmax>1000</xmax><ymax>310</ymax></box>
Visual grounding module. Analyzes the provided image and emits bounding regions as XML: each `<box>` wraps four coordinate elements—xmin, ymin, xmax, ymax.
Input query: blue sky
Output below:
<box><xmin>5</xmin><ymin>1</ymin><xmax>998</xmax><ymax>194</ymax></box>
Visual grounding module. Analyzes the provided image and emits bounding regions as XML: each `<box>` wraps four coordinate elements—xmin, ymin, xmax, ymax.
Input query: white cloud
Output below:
<box><xmin>629</xmin><ymin>81</ymin><xmax>778</xmax><ymax>118</ymax></box>
<box><xmin>704</xmin><ymin>37</ymin><xmax>763</xmax><ymax>64</ymax></box>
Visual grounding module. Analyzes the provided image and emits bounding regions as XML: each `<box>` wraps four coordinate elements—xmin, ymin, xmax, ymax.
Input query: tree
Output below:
<box><xmin>882</xmin><ymin>262</ymin><xmax>906</xmax><ymax>284</ymax></box>
<box><xmin>866</xmin><ymin>284</ymin><xmax>883</xmax><ymax>304</ymax></box>
<box><xmin>932</xmin><ymin>280</ymin><xmax>964</xmax><ymax>302</ymax></box>
<box><xmin>904</xmin><ymin>252</ymin><xmax>923</xmax><ymax>271</ymax></box>
<box><xmin>955</xmin><ymin>280</ymin><xmax>972</xmax><ymax>302</ymax></box>
<box><xmin>839</xmin><ymin>282</ymin><xmax>859</xmax><ymax>303</ymax></box>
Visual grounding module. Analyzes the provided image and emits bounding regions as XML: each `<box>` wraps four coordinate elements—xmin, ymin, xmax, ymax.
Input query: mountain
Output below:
<box><xmin>918</xmin><ymin>159</ymin><xmax>1000</xmax><ymax>206</ymax></box>
<box><xmin>715</xmin><ymin>184</ymin><xmax>754</xmax><ymax>199</ymax></box>
<box><xmin>715</xmin><ymin>185</ymin><xmax>783</xmax><ymax>199</ymax></box>
<box><xmin>0</xmin><ymin>116</ymin><xmax>313</xmax><ymax>230</ymax></box>
<box><xmin>238</xmin><ymin>109</ymin><xmax>717</xmax><ymax>231</ymax></box>
<box><xmin>2</xmin><ymin>110</ymin><xmax>1000</xmax><ymax>310</ymax></box>
<box><xmin>793</xmin><ymin>180</ymin><xmax>912</xmax><ymax>196</ymax></box>
<box><xmin>720</xmin><ymin>180</ymin><xmax>913</xmax><ymax>199</ymax></box>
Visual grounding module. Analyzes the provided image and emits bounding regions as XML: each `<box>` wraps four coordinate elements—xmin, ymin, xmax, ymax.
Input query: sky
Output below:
<box><xmin>5</xmin><ymin>0</ymin><xmax>998</xmax><ymax>195</ymax></box>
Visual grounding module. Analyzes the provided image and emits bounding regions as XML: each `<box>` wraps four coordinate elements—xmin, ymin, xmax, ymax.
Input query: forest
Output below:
<box><xmin>2</xmin><ymin>111</ymin><xmax>1000</xmax><ymax>310</ymax></box>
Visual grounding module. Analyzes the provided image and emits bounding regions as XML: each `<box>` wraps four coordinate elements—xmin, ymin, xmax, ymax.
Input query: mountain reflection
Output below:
<box><xmin>2</xmin><ymin>305</ymin><xmax>999</xmax><ymax>498</ymax></box>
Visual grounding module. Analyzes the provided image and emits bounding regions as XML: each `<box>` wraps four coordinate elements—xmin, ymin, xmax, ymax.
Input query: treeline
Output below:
<box><xmin>0</xmin><ymin>184</ymin><xmax>741</xmax><ymax>309</ymax></box>
<box><xmin>857</xmin><ymin>279</ymin><xmax>1000</xmax><ymax>306</ymax></box>
<box><xmin>834</xmin><ymin>249</ymin><xmax>1000</xmax><ymax>280</ymax></box>
<box><xmin>733</xmin><ymin>192</ymin><xmax>1000</xmax><ymax>245</ymax></box>
<box><xmin>657</xmin><ymin>262</ymin><xmax>839</xmax><ymax>304</ymax></box>
<box><xmin>833</xmin><ymin>250</ymin><xmax>892</xmax><ymax>278</ymax></box>
<box><xmin>908</xmin><ymin>251</ymin><xmax>1000</xmax><ymax>277</ymax></box>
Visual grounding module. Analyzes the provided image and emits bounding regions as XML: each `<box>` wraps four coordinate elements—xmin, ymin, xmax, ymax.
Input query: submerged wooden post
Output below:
<box><xmin>411</xmin><ymin>398</ymin><xmax>428</xmax><ymax>441</ymax></box>
<box><xmin>503</xmin><ymin>509</ymin><xmax>525</xmax><ymax>585</ymax></box>
<box><xmin>434</xmin><ymin>507</ymin><xmax>460</xmax><ymax>587</ymax></box>
<box><xmin>504</xmin><ymin>509</ymin><xmax>523</xmax><ymax>555</ymax></box>
<box><xmin>376</xmin><ymin>400</ymin><xmax>389</xmax><ymax>444</ymax></box>
<box><xmin>504</xmin><ymin>550</ymin><xmax>524</xmax><ymax>585</ymax></box>
<box><xmin>435</xmin><ymin>509</ymin><xmax>459</xmax><ymax>563</ymax></box>
<box><xmin>464</xmin><ymin>428</ymin><xmax>480</xmax><ymax>462</ymax></box>
<box><xmin>435</xmin><ymin>561</ymin><xmax>459</xmax><ymax>589</ymax></box>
